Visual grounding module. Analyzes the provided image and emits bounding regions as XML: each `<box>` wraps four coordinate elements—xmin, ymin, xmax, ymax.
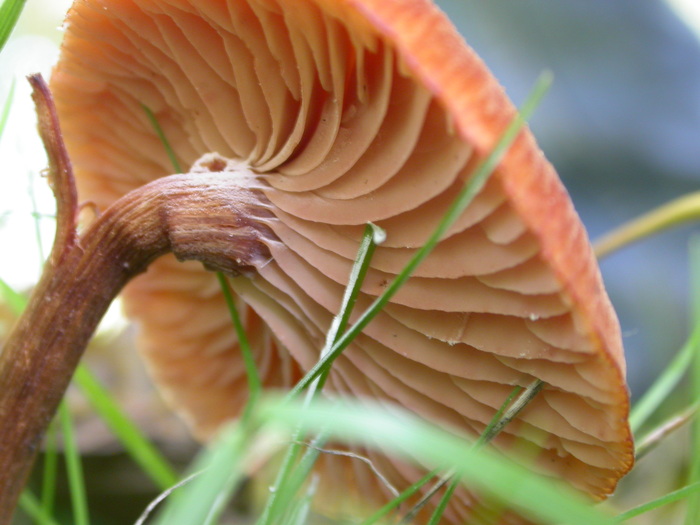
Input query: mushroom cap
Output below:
<box><xmin>51</xmin><ymin>0</ymin><xmax>633</xmax><ymax>522</ymax></box>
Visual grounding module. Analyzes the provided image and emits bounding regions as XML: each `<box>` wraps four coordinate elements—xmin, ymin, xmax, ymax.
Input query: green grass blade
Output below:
<box><xmin>288</xmin><ymin>71</ymin><xmax>553</xmax><ymax>397</ymax></box>
<box><xmin>629</xmin><ymin>325</ymin><xmax>700</xmax><ymax>434</ymax></box>
<box><xmin>685</xmin><ymin>236</ymin><xmax>700</xmax><ymax>523</ymax></box>
<box><xmin>59</xmin><ymin>402</ymin><xmax>89</xmax><ymax>525</ymax></box>
<box><xmin>325</xmin><ymin>223</ymin><xmax>385</xmax><ymax>347</ymax></box>
<box><xmin>476</xmin><ymin>386</ymin><xmax>522</xmax><ymax>448</ymax></box>
<box><xmin>427</xmin><ymin>476</ymin><xmax>459</xmax><ymax>525</ymax></box>
<box><xmin>630</xmin><ymin>239</ymin><xmax>700</xmax><ymax>437</ymax></box>
<box><xmin>287</xmin><ymin>476</ymin><xmax>316</xmax><ymax>525</ymax></box>
<box><xmin>40</xmin><ymin>422</ymin><xmax>58</xmax><ymax>516</ymax></box>
<box><xmin>268</xmin><ymin>430</ymin><xmax>330</xmax><ymax>523</ymax></box>
<box><xmin>615</xmin><ymin>482</ymin><xmax>700</xmax><ymax>522</ymax></box>
<box><xmin>399</xmin><ymin>470</ymin><xmax>454</xmax><ymax>524</ymax></box>
<box><xmin>151</xmin><ymin>422</ymin><xmax>255</xmax><ymax>525</ymax></box>
<box><xmin>73</xmin><ymin>365</ymin><xmax>179</xmax><ymax>490</ymax></box>
<box><xmin>140</xmin><ymin>103</ymin><xmax>182</xmax><ymax>173</ymax></box>
<box><xmin>258</xmin><ymin>395</ymin><xmax>614</xmax><ymax>525</ymax></box>
<box><xmin>259</xmin><ymin>224</ymin><xmax>382</xmax><ymax>525</ymax></box>
<box><xmin>19</xmin><ymin>491</ymin><xmax>60</xmax><ymax>525</ymax></box>
<box><xmin>0</xmin><ymin>0</ymin><xmax>26</xmax><ymax>53</ymax></box>
<box><xmin>216</xmin><ymin>273</ymin><xmax>262</xmax><ymax>420</ymax></box>
<box><xmin>0</xmin><ymin>78</ymin><xmax>16</xmax><ymax>141</ymax></box>
<box><xmin>361</xmin><ymin>470</ymin><xmax>438</xmax><ymax>525</ymax></box>
<box><xmin>400</xmin><ymin>382</ymin><xmax>544</xmax><ymax>523</ymax></box>
<box><xmin>476</xmin><ymin>380</ymin><xmax>544</xmax><ymax>448</ymax></box>
<box><xmin>256</xmin><ymin>437</ymin><xmax>303</xmax><ymax>525</ymax></box>
<box><xmin>310</xmin><ymin>222</ymin><xmax>384</xmax><ymax>396</ymax></box>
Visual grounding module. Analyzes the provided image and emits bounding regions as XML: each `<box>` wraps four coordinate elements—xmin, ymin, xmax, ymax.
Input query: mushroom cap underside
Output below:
<box><xmin>51</xmin><ymin>0</ymin><xmax>633</xmax><ymax>522</ymax></box>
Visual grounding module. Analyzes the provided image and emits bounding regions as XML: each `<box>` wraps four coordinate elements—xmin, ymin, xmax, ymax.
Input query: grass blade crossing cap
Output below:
<box><xmin>50</xmin><ymin>0</ymin><xmax>633</xmax><ymax>521</ymax></box>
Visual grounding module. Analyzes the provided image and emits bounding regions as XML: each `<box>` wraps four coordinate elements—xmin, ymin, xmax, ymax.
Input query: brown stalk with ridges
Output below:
<box><xmin>0</xmin><ymin>74</ymin><xmax>269</xmax><ymax>523</ymax></box>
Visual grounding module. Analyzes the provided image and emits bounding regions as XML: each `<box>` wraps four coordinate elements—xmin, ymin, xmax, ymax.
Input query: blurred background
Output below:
<box><xmin>2</xmin><ymin>0</ymin><xmax>700</xmax><ymax>523</ymax></box>
<box><xmin>439</xmin><ymin>0</ymin><xmax>700</xmax><ymax>400</ymax></box>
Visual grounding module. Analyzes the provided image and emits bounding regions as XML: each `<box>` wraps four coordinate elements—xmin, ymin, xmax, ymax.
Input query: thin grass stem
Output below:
<box><xmin>259</xmin><ymin>224</ymin><xmax>382</xmax><ymax>525</ymax></box>
<box><xmin>270</xmin><ymin>429</ymin><xmax>332</xmax><ymax>521</ymax></box>
<box><xmin>400</xmin><ymin>469</ymin><xmax>455</xmax><ymax>524</ymax></box>
<box><xmin>427</xmin><ymin>476</ymin><xmax>459</xmax><ymax>525</ymax></box>
<box><xmin>294</xmin><ymin>443</ymin><xmax>400</xmax><ymax>498</ymax></box>
<box><xmin>287</xmin><ymin>475</ymin><xmax>317</xmax><ymax>525</ymax></box>
<box><xmin>476</xmin><ymin>380</ymin><xmax>544</xmax><ymax>448</ymax></box>
<box><xmin>310</xmin><ymin>223</ymin><xmax>384</xmax><ymax>394</ymax></box>
<box><xmin>256</xmin><ymin>436</ymin><xmax>303</xmax><ymax>525</ymax></box>
<box><xmin>18</xmin><ymin>491</ymin><xmax>59</xmax><ymax>525</ymax></box>
<box><xmin>629</xmin><ymin>325</ymin><xmax>700</xmax><ymax>435</ymax></box>
<box><xmin>40</xmin><ymin>422</ymin><xmax>58</xmax><ymax>517</ymax></box>
<box><xmin>400</xmin><ymin>381</ymin><xmax>541</xmax><ymax>522</ymax></box>
<box><xmin>360</xmin><ymin>470</ymin><xmax>438</xmax><ymax>525</ymax></box>
<box><xmin>216</xmin><ymin>273</ymin><xmax>262</xmax><ymax>421</ymax></box>
<box><xmin>151</xmin><ymin>421</ymin><xmax>256</xmax><ymax>525</ymax></box>
<box><xmin>684</xmin><ymin>236</ymin><xmax>700</xmax><ymax>523</ymax></box>
<box><xmin>635</xmin><ymin>401</ymin><xmax>700</xmax><ymax>460</ymax></box>
<box><xmin>135</xmin><ymin>471</ymin><xmax>203</xmax><ymax>525</ymax></box>
<box><xmin>140</xmin><ymin>103</ymin><xmax>182</xmax><ymax>173</ymax></box>
<box><xmin>59</xmin><ymin>402</ymin><xmax>89</xmax><ymax>525</ymax></box>
<box><xmin>615</xmin><ymin>482</ymin><xmax>700</xmax><ymax>522</ymax></box>
<box><xmin>288</xmin><ymin>71</ymin><xmax>553</xmax><ymax>398</ymax></box>
<box><xmin>475</xmin><ymin>386</ymin><xmax>522</xmax><ymax>448</ymax></box>
<box><xmin>594</xmin><ymin>191</ymin><xmax>700</xmax><ymax>258</ymax></box>
<box><xmin>0</xmin><ymin>78</ymin><xmax>15</xmax><ymax>140</ymax></box>
<box><xmin>73</xmin><ymin>365</ymin><xmax>179</xmax><ymax>490</ymax></box>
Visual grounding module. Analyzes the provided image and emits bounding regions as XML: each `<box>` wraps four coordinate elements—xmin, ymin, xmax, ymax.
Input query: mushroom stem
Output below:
<box><xmin>0</xmin><ymin>75</ymin><xmax>271</xmax><ymax>522</ymax></box>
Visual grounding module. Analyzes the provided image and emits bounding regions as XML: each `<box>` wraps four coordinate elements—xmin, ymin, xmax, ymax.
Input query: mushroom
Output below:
<box><xmin>0</xmin><ymin>0</ymin><xmax>633</xmax><ymax>522</ymax></box>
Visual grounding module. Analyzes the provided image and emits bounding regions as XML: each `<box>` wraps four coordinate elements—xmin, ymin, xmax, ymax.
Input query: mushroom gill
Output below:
<box><xmin>50</xmin><ymin>0</ymin><xmax>633</xmax><ymax>522</ymax></box>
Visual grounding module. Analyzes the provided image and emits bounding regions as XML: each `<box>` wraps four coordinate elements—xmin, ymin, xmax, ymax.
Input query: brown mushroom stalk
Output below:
<box><xmin>0</xmin><ymin>75</ymin><xmax>272</xmax><ymax>521</ymax></box>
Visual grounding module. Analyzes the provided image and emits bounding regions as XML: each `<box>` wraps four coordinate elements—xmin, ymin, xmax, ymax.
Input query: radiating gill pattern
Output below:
<box><xmin>52</xmin><ymin>0</ymin><xmax>632</xmax><ymax>522</ymax></box>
